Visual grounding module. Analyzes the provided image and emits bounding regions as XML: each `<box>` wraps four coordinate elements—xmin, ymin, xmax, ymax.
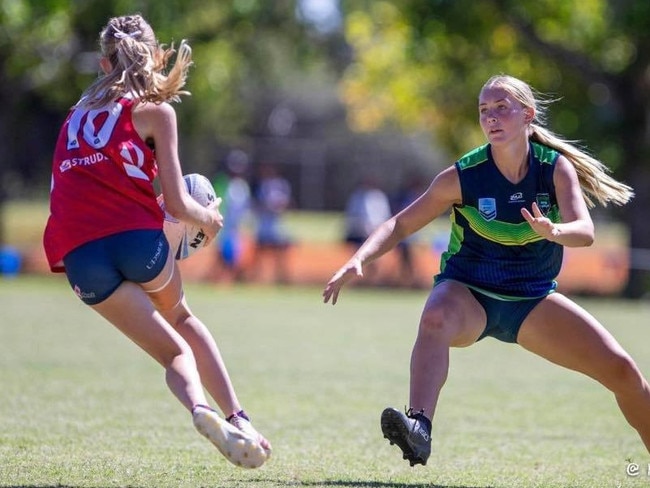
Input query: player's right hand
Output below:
<box><xmin>322</xmin><ymin>258</ymin><xmax>363</xmax><ymax>305</ymax></box>
<box><xmin>203</xmin><ymin>198</ymin><xmax>224</xmax><ymax>246</ymax></box>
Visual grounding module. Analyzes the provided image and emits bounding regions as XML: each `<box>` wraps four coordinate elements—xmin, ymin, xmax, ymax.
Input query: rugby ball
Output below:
<box><xmin>158</xmin><ymin>173</ymin><xmax>218</xmax><ymax>260</ymax></box>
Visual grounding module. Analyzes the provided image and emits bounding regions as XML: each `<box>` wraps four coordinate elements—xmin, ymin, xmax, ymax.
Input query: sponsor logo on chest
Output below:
<box><xmin>478</xmin><ymin>192</ymin><xmax>552</xmax><ymax>221</ymax></box>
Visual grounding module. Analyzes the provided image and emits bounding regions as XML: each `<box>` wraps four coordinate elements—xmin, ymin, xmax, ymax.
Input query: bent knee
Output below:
<box><xmin>419</xmin><ymin>305</ymin><xmax>469</xmax><ymax>339</ymax></box>
<box><xmin>158</xmin><ymin>341</ymin><xmax>195</xmax><ymax>369</ymax></box>
<box><xmin>602</xmin><ymin>353</ymin><xmax>646</xmax><ymax>394</ymax></box>
<box><xmin>420</xmin><ymin>307</ymin><xmax>448</xmax><ymax>334</ymax></box>
<box><xmin>159</xmin><ymin>299</ymin><xmax>192</xmax><ymax>329</ymax></box>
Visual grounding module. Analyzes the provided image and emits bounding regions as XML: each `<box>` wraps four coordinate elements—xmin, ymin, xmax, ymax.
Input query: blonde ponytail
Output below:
<box><xmin>80</xmin><ymin>14</ymin><xmax>192</xmax><ymax>110</ymax></box>
<box><xmin>530</xmin><ymin>124</ymin><xmax>633</xmax><ymax>208</ymax></box>
<box><xmin>483</xmin><ymin>75</ymin><xmax>634</xmax><ymax>208</ymax></box>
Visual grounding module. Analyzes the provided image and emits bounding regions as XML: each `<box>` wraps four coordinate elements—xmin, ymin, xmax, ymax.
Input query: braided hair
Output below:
<box><xmin>79</xmin><ymin>14</ymin><xmax>192</xmax><ymax>109</ymax></box>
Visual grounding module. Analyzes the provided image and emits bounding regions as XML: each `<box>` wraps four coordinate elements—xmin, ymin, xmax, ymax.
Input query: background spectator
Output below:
<box><xmin>251</xmin><ymin>163</ymin><xmax>294</xmax><ymax>283</ymax></box>
<box><xmin>212</xmin><ymin>149</ymin><xmax>253</xmax><ymax>283</ymax></box>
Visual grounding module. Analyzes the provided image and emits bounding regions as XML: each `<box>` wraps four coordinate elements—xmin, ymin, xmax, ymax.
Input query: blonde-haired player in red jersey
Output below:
<box><xmin>43</xmin><ymin>14</ymin><xmax>270</xmax><ymax>468</ymax></box>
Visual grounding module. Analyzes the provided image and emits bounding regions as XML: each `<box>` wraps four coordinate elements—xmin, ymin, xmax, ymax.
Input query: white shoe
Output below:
<box><xmin>192</xmin><ymin>405</ymin><xmax>270</xmax><ymax>468</ymax></box>
<box><xmin>228</xmin><ymin>411</ymin><xmax>272</xmax><ymax>454</ymax></box>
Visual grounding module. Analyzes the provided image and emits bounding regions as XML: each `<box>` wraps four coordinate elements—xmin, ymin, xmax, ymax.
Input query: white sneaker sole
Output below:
<box><xmin>193</xmin><ymin>408</ymin><xmax>271</xmax><ymax>468</ymax></box>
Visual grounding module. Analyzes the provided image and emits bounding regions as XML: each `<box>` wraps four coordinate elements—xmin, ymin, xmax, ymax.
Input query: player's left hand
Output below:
<box><xmin>521</xmin><ymin>202</ymin><xmax>559</xmax><ymax>241</ymax></box>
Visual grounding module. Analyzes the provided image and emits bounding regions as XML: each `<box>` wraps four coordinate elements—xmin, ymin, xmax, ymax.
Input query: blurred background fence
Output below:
<box><xmin>2</xmin><ymin>0</ymin><xmax>650</xmax><ymax>297</ymax></box>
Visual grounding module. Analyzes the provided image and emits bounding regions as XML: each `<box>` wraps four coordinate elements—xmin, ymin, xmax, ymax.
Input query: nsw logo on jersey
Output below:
<box><xmin>478</xmin><ymin>197</ymin><xmax>497</xmax><ymax>221</ymax></box>
<box><xmin>536</xmin><ymin>193</ymin><xmax>551</xmax><ymax>215</ymax></box>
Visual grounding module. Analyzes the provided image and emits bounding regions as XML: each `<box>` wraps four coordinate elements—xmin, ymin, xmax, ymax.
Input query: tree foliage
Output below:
<box><xmin>0</xmin><ymin>0</ymin><xmax>330</xmax><ymax>240</ymax></box>
<box><xmin>341</xmin><ymin>0</ymin><xmax>643</xmax><ymax>163</ymax></box>
<box><xmin>2</xmin><ymin>0</ymin><xmax>650</xmax><ymax>294</ymax></box>
<box><xmin>0</xmin><ymin>0</ymin><xmax>322</xmax><ymax>137</ymax></box>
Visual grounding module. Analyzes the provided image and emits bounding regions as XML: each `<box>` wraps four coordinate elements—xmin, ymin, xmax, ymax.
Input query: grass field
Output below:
<box><xmin>1</xmin><ymin>276</ymin><xmax>650</xmax><ymax>487</ymax></box>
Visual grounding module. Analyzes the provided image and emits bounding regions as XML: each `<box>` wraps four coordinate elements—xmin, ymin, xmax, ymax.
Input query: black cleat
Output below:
<box><xmin>380</xmin><ymin>407</ymin><xmax>431</xmax><ymax>467</ymax></box>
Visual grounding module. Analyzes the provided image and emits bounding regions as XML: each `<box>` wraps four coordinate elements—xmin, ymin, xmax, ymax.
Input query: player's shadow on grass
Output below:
<box><xmin>6</xmin><ymin>484</ymin><xmax>493</xmax><ymax>488</ymax></box>
<box><xmin>5</xmin><ymin>483</ymin><xmax>493</xmax><ymax>488</ymax></box>
<box><xmin>299</xmin><ymin>481</ymin><xmax>493</xmax><ymax>488</ymax></box>
<box><xmin>1</xmin><ymin>486</ymin><xmax>145</xmax><ymax>488</ymax></box>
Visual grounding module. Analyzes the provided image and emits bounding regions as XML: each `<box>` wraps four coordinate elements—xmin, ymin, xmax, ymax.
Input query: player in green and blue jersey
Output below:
<box><xmin>324</xmin><ymin>75</ymin><xmax>650</xmax><ymax>468</ymax></box>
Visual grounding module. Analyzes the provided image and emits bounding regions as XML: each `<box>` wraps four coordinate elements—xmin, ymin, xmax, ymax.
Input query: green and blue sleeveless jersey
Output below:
<box><xmin>435</xmin><ymin>142</ymin><xmax>562</xmax><ymax>299</ymax></box>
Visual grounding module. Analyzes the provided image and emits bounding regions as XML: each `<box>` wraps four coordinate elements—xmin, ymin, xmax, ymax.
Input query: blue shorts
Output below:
<box><xmin>63</xmin><ymin>229</ymin><xmax>169</xmax><ymax>305</ymax></box>
<box><xmin>469</xmin><ymin>288</ymin><xmax>547</xmax><ymax>343</ymax></box>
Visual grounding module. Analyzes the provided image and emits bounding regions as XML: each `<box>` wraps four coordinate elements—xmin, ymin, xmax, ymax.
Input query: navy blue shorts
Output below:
<box><xmin>63</xmin><ymin>229</ymin><xmax>169</xmax><ymax>305</ymax></box>
<box><xmin>469</xmin><ymin>288</ymin><xmax>547</xmax><ymax>343</ymax></box>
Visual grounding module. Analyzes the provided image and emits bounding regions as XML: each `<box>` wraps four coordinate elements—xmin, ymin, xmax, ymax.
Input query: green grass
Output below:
<box><xmin>1</xmin><ymin>276</ymin><xmax>650</xmax><ymax>487</ymax></box>
<box><xmin>3</xmin><ymin>200</ymin><xmax>51</xmax><ymax>247</ymax></box>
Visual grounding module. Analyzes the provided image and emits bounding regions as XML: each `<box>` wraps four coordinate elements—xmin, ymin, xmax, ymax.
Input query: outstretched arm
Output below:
<box><xmin>323</xmin><ymin>166</ymin><xmax>461</xmax><ymax>304</ymax></box>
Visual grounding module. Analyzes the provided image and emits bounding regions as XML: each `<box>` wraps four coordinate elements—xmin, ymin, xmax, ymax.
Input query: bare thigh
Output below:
<box><xmin>420</xmin><ymin>280</ymin><xmax>487</xmax><ymax>347</ymax></box>
<box><xmin>92</xmin><ymin>250</ymin><xmax>190</xmax><ymax>365</ymax></box>
<box><xmin>140</xmin><ymin>250</ymin><xmax>197</xmax><ymax>331</ymax></box>
<box><xmin>517</xmin><ymin>292</ymin><xmax>634</xmax><ymax>388</ymax></box>
<box><xmin>91</xmin><ymin>280</ymin><xmax>188</xmax><ymax>366</ymax></box>
<box><xmin>140</xmin><ymin>250</ymin><xmax>185</xmax><ymax>313</ymax></box>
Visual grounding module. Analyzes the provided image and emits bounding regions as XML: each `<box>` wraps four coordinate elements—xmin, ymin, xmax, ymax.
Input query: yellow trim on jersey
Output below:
<box><xmin>455</xmin><ymin>205</ymin><xmax>560</xmax><ymax>246</ymax></box>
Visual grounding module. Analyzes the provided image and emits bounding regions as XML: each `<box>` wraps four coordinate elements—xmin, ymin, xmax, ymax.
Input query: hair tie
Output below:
<box><xmin>113</xmin><ymin>28</ymin><xmax>142</xmax><ymax>40</ymax></box>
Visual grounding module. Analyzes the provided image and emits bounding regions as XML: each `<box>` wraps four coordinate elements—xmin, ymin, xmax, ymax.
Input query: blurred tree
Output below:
<box><xmin>3</xmin><ymin>0</ymin><xmax>649</xmax><ymax>296</ymax></box>
<box><xmin>0</xmin><ymin>0</ymin><xmax>329</xmax><ymax>238</ymax></box>
<box><xmin>0</xmin><ymin>0</ymin><xmax>432</xmax><ymax>211</ymax></box>
<box><xmin>2</xmin><ymin>0</ymin><xmax>328</xmax><ymax>166</ymax></box>
<box><xmin>339</xmin><ymin>0</ymin><xmax>650</xmax><ymax>297</ymax></box>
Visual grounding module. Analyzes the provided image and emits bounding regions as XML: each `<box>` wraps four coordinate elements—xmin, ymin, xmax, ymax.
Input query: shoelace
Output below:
<box><xmin>227</xmin><ymin>410</ymin><xmax>272</xmax><ymax>451</ymax></box>
<box><xmin>228</xmin><ymin>414</ymin><xmax>248</xmax><ymax>430</ymax></box>
<box><xmin>405</xmin><ymin>407</ymin><xmax>424</xmax><ymax>417</ymax></box>
<box><xmin>405</xmin><ymin>407</ymin><xmax>430</xmax><ymax>439</ymax></box>
<box><xmin>227</xmin><ymin>412</ymin><xmax>261</xmax><ymax>440</ymax></box>
<box><xmin>226</xmin><ymin>409</ymin><xmax>250</xmax><ymax>422</ymax></box>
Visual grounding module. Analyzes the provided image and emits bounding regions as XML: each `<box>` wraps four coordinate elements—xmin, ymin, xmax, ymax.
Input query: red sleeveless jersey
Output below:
<box><xmin>43</xmin><ymin>95</ymin><xmax>163</xmax><ymax>272</ymax></box>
